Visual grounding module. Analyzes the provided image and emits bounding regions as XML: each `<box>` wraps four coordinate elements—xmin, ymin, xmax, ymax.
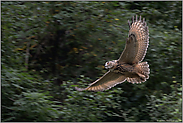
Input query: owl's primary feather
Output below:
<box><xmin>75</xmin><ymin>15</ymin><xmax>150</xmax><ymax>91</ymax></box>
<box><xmin>76</xmin><ymin>71</ymin><xmax>126</xmax><ymax>91</ymax></box>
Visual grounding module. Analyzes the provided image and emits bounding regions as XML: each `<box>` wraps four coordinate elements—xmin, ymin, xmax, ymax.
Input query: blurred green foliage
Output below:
<box><xmin>1</xmin><ymin>1</ymin><xmax>182</xmax><ymax>122</ymax></box>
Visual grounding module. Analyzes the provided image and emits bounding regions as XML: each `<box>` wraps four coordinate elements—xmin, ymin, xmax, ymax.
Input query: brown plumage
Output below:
<box><xmin>75</xmin><ymin>15</ymin><xmax>150</xmax><ymax>91</ymax></box>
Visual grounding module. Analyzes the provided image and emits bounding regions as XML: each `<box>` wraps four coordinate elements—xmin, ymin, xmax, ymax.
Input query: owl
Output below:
<box><xmin>75</xmin><ymin>15</ymin><xmax>150</xmax><ymax>91</ymax></box>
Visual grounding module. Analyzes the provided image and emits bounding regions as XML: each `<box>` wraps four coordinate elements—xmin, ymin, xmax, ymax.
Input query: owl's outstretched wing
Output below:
<box><xmin>118</xmin><ymin>15</ymin><xmax>149</xmax><ymax>64</ymax></box>
<box><xmin>75</xmin><ymin>71</ymin><xmax>126</xmax><ymax>91</ymax></box>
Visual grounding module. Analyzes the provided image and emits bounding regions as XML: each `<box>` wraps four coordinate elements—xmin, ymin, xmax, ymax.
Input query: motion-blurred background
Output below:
<box><xmin>1</xmin><ymin>1</ymin><xmax>182</xmax><ymax>122</ymax></box>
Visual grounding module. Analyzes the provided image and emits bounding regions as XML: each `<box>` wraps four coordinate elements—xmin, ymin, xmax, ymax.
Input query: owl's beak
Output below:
<box><xmin>105</xmin><ymin>64</ymin><xmax>109</xmax><ymax>69</ymax></box>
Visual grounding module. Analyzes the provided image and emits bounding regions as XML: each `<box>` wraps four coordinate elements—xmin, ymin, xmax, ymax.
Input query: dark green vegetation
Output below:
<box><xmin>1</xmin><ymin>1</ymin><xmax>182</xmax><ymax>122</ymax></box>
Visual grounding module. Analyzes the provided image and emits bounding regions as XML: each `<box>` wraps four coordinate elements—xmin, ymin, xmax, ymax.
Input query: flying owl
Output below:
<box><xmin>75</xmin><ymin>15</ymin><xmax>150</xmax><ymax>91</ymax></box>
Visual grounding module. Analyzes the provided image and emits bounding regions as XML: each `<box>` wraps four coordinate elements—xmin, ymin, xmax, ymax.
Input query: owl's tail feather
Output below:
<box><xmin>127</xmin><ymin>62</ymin><xmax>150</xmax><ymax>84</ymax></box>
<box><xmin>137</xmin><ymin>62</ymin><xmax>150</xmax><ymax>79</ymax></box>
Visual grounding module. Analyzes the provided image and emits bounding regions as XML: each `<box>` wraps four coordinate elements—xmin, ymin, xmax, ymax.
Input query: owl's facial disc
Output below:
<box><xmin>105</xmin><ymin>61</ymin><xmax>115</xmax><ymax>69</ymax></box>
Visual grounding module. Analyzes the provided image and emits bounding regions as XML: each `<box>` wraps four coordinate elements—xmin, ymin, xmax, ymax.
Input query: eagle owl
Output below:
<box><xmin>75</xmin><ymin>15</ymin><xmax>150</xmax><ymax>91</ymax></box>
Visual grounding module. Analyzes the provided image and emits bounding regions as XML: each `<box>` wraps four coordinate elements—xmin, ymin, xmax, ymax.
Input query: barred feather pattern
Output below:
<box><xmin>128</xmin><ymin>15</ymin><xmax>149</xmax><ymax>63</ymax></box>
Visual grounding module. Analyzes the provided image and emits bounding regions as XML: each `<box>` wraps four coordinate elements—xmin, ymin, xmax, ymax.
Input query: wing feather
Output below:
<box><xmin>75</xmin><ymin>71</ymin><xmax>126</xmax><ymax>91</ymax></box>
<box><xmin>118</xmin><ymin>15</ymin><xmax>149</xmax><ymax>64</ymax></box>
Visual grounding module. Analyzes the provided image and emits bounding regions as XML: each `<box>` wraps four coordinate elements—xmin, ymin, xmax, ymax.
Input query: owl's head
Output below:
<box><xmin>105</xmin><ymin>60</ymin><xmax>117</xmax><ymax>69</ymax></box>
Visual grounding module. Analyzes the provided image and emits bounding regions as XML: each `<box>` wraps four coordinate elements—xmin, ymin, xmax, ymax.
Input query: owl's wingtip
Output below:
<box><xmin>75</xmin><ymin>87</ymin><xmax>86</xmax><ymax>91</ymax></box>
